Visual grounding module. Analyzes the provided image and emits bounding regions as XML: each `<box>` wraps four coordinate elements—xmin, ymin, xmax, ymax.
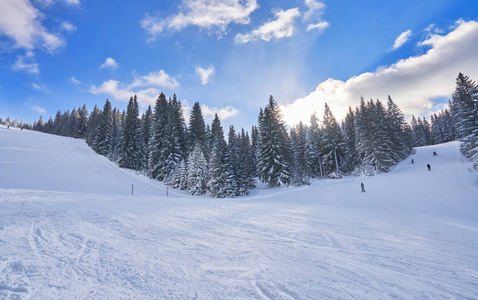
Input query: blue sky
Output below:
<box><xmin>1</xmin><ymin>0</ymin><xmax>478</xmax><ymax>130</ymax></box>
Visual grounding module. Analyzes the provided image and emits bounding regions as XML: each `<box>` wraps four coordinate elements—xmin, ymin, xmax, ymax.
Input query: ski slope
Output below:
<box><xmin>1</xmin><ymin>125</ymin><xmax>478</xmax><ymax>299</ymax></box>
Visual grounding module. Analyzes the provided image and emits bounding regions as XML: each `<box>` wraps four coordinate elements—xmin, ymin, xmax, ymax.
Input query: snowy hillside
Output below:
<box><xmin>1</xmin><ymin>125</ymin><xmax>478</xmax><ymax>299</ymax></box>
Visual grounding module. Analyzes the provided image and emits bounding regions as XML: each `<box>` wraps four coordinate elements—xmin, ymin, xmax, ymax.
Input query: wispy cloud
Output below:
<box><xmin>307</xmin><ymin>21</ymin><xmax>329</xmax><ymax>32</ymax></box>
<box><xmin>281</xmin><ymin>20</ymin><xmax>478</xmax><ymax>126</ymax></box>
<box><xmin>100</xmin><ymin>57</ymin><xmax>118</xmax><ymax>70</ymax></box>
<box><xmin>61</xmin><ymin>21</ymin><xmax>77</xmax><ymax>33</ymax></box>
<box><xmin>31</xmin><ymin>82</ymin><xmax>51</xmax><ymax>92</ymax></box>
<box><xmin>141</xmin><ymin>0</ymin><xmax>259</xmax><ymax>40</ymax></box>
<box><xmin>129</xmin><ymin>70</ymin><xmax>179</xmax><ymax>89</ymax></box>
<box><xmin>196</xmin><ymin>65</ymin><xmax>215</xmax><ymax>85</ymax></box>
<box><xmin>90</xmin><ymin>70</ymin><xmax>179</xmax><ymax>107</ymax></box>
<box><xmin>32</xmin><ymin>105</ymin><xmax>46</xmax><ymax>114</ymax></box>
<box><xmin>390</xmin><ymin>29</ymin><xmax>412</xmax><ymax>51</ymax></box>
<box><xmin>12</xmin><ymin>55</ymin><xmax>39</xmax><ymax>73</ymax></box>
<box><xmin>235</xmin><ymin>8</ymin><xmax>301</xmax><ymax>44</ymax></box>
<box><xmin>70</xmin><ymin>76</ymin><xmax>80</xmax><ymax>84</ymax></box>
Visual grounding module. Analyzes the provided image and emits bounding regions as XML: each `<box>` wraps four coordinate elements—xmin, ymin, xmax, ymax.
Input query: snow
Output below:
<box><xmin>1</xmin><ymin>124</ymin><xmax>478</xmax><ymax>299</ymax></box>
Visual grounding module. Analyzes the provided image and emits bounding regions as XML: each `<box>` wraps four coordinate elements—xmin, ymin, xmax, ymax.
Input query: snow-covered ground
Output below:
<box><xmin>1</xmin><ymin>125</ymin><xmax>477</xmax><ymax>299</ymax></box>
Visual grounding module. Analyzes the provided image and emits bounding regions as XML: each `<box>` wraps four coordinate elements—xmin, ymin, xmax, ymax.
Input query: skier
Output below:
<box><xmin>361</xmin><ymin>182</ymin><xmax>365</xmax><ymax>193</ymax></box>
<box><xmin>411</xmin><ymin>159</ymin><xmax>414</xmax><ymax>164</ymax></box>
<box><xmin>427</xmin><ymin>164</ymin><xmax>431</xmax><ymax>171</ymax></box>
<box><xmin>433</xmin><ymin>151</ymin><xmax>437</xmax><ymax>156</ymax></box>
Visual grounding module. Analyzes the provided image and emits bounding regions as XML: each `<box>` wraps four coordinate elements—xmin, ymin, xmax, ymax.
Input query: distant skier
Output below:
<box><xmin>427</xmin><ymin>164</ymin><xmax>431</xmax><ymax>171</ymax></box>
<box><xmin>411</xmin><ymin>159</ymin><xmax>414</xmax><ymax>164</ymax></box>
<box><xmin>433</xmin><ymin>151</ymin><xmax>437</xmax><ymax>156</ymax></box>
<box><xmin>361</xmin><ymin>182</ymin><xmax>365</xmax><ymax>193</ymax></box>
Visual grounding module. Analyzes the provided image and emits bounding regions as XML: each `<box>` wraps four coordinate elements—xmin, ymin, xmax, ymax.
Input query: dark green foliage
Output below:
<box><xmin>257</xmin><ymin>96</ymin><xmax>292</xmax><ymax>187</ymax></box>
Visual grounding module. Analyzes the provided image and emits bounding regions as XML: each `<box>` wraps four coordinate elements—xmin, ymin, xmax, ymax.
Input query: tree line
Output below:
<box><xmin>4</xmin><ymin>72</ymin><xmax>476</xmax><ymax>197</ymax></box>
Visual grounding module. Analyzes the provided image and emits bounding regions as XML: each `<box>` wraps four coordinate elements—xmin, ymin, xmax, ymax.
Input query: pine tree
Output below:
<box><xmin>148</xmin><ymin>93</ymin><xmax>170</xmax><ymax>180</ymax></box>
<box><xmin>119</xmin><ymin>96</ymin><xmax>144</xmax><ymax>170</ymax></box>
<box><xmin>386</xmin><ymin>96</ymin><xmax>410</xmax><ymax>158</ymax></box>
<box><xmin>305</xmin><ymin>114</ymin><xmax>324</xmax><ymax>178</ymax></box>
<box><xmin>224</xmin><ymin>125</ymin><xmax>241</xmax><ymax>197</ymax></box>
<box><xmin>290</xmin><ymin>122</ymin><xmax>309</xmax><ymax>185</ymax></box>
<box><xmin>94</xmin><ymin>99</ymin><xmax>114</xmax><ymax>156</ymax></box>
<box><xmin>452</xmin><ymin>73</ymin><xmax>478</xmax><ymax>139</ymax></box>
<box><xmin>86</xmin><ymin>105</ymin><xmax>101</xmax><ymax>147</ymax></box>
<box><xmin>342</xmin><ymin>107</ymin><xmax>356</xmax><ymax>172</ymax></box>
<box><xmin>187</xmin><ymin>143</ymin><xmax>208</xmax><ymax>195</ymax></box>
<box><xmin>187</xmin><ymin>102</ymin><xmax>209</xmax><ymax>162</ymax></box>
<box><xmin>321</xmin><ymin>103</ymin><xmax>345</xmax><ymax>177</ymax></box>
<box><xmin>207</xmin><ymin>114</ymin><xmax>228</xmax><ymax>197</ymax></box>
<box><xmin>239</xmin><ymin>129</ymin><xmax>256</xmax><ymax>190</ymax></box>
<box><xmin>257</xmin><ymin>96</ymin><xmax>292</xmax><ymax>187</ymax></box>
<box><xmin>141</xmin><ymin>105</ymin><xmax>153</xmax><ymax>150</ymax></box>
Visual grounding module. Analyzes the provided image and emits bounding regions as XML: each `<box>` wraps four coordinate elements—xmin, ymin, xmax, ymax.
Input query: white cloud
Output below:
<box><xmin>31</xmin><ymin>82</ymin><xmax>50</xmax><ymax>92</ymax></box>
<box><xmin>0</xmin><ymin>0</ymin><xmax>64</xmax><ymax>52</ymax></box>
<box><xmin>12</xmin><ymin>55</ymin><xmax>39</xmax><ymax>73</ymax></box>
<box><xmin>100</xmin><ymin>57</ymin><xmax>118</xmax><ymax>70</ymax></box>
<box><xmin>130</xmin><ymin>70</ymin><xmax>179</xmax><ymax>89</ymax></box>
<box><xmin>90</xmin><ymin>70</ymin><xmax>179</xmax><ymax>107</ymax></box>
<box><xmin>235</xmin><ymin>8</ymin><xmax>301</xmax><ymax>44</ymax></box>
<box><xmin>201</xmin><ymin>104</ymin><xmax>238</xmax><ymax>120</ymax></box>
<box><xmin>141</xmin><ymin>0</ymin><xmax>259</xmax><ymax>40</ymax></box>
<box><xmin>390</xmin><ymin>29</ymin><xmax>412</xmax><ymax>51</ymax></box>
<box><xmin>70</xmin><ymin>76</ymin><xmax>80</xmax><ymax>84</ymax></box>
<box><xmin>61</xmin><ymin>21</ymin><xmax>76</xmax><ymax>32</ymax></box>
<box><xmin>281</xmin><ymin>20</ymin><xmax>478</xmax><ymax>126</ymax></box>
<box><xmin>196</xmin><ymin>65</ymin><xmax>215</xmax><ymax>85</ymax></box>
<box><xmin>307</xmin><ymin>21</ymin><xmax>329</xmax><ymax>32</ymax></box>
<box><xmin>32</xmin><ymin>105</ymin><xmax>46</xmax><ymax>114</ymax></box>
<box><xmin>62</xmin><ymin>0</ymin><xmax>80</xmax><ymax>5</ymax></box>
<box><xmin>304</xmin><ymin>0</ymin><xmax>325</xmax><ymax>21</ymax></box>
<box><xmin>182</xmin><ymin>99</ymin><xmax>238</xmax><ymax>122</ymax></box>
<box><xmin>35</xmin><ymin>0</ymin><xmax>80</xmax><ymax>6</ymax></box>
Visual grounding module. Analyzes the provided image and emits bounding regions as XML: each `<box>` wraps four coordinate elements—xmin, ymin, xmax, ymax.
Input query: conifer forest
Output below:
<box><xmin>3</xmin><ymin>72</ymin><xmax>478</xmax><ymax>198</ymax></box>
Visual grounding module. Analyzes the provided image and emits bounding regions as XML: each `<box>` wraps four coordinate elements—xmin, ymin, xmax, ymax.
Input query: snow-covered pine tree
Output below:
<box><xmin>86</xmin><ymin>105</ymin><xmax>101</xmax><ymax>147</ymax></box>
<box><xmin>187</xmin><ymin>143</ymin><xmax>208</xmax><ymax>195</ymax></box>
<box><xmin>75</xmin><ymin>104</ymin><xmax>88</xmax><ymax>138</ymax></box>
<box><xmin>452</xmin><ymin>73</ymin><xmax>478</xmax><ymax>140</ymax></box>
<box><xmin>452</xmin><ymin>73</ymin><xmax>478</xmax><ymax>162</ymax></box>
<box><xmin>148</xmin><ymin>92</ymin><xmax>171</xmax><ymax>180</ymax></box>
<box><xmin>207</xmin><ymin>114</ymin><xmax>228</xmax><ymax>198</ymax></box>
<box><xmin>370</xmin><ymin>99</ymin><xmax>396</xmax><ymax>171</ymax></box>
<box><xmin>257</xmin><ymin>96</ymin><xmax>293</xmax><ymax>187</ymax></box>
<box><xmin>188</xmin><ymin>102</ymin><xmax>209</xmax><ymax>162</ymax></box>
<box><xmin>94</xmin><ymin>99</ymin><xmax>114</xmax><ymax>156</ymax></box>
<box><xmin>170</xmin><ymin>159</ymin><xmax>188</xmax><ymax>190</ymax></box>
<box><xmin>321</xmin><ymin>103</ymin><xmax>345</xmax><ymax>177</ymax></box>
<box><xmin>305</xmin><ymin>113</ymin><xmax>324</xmax><ymax>178</ymax></box>
<box><xmin>141</xmin><ymin>105</ymin><xmax>153</xmax><ymax>152</ymax></box>
<box><xmin>33</xmin><ymin>115</ymin><xmax>44</xmax><ymax>131</ymax></box>
<box><xmin>162</xmin><ymin>96</ymin><xmax>187</xmax><ymax>182</ymax></box>
<box><xmin>250</xmin><ymin>125</ymin><xmax>259</xmax><ymax>177</ymax></box>
<box><xmin>355</xmin><ymin>99</ymin><xmax>396</xmax><ymax>173</ymax></box>
<box><xmin>224</xmin><ymin>125</ymin><xmax>241</xmax><ymax>197</ymax></box>
<box><xmin>430</xmin><ymin>114</ymin><xmax>443</xmax><ymax>144</ymax></box>
<box><xmin>109</xmin><ymin>108</ymin><xmax>123</xmax><ymax>162</ymax></box>
<box><xmin>342</xmin><ymin>107</ymin><xmax>356</xmax><ymax>172</ymax></box>
<box><xmin>386</xmin><ymin>96</ymin><xmax>410</xmax><ymax>159</ymax></box>
<box><xmin>239</xmin><ymin>128</ymin><xmax>256</xmax><ymax>190</ymax></box>
<box><xmin>290</xmin><ymin>121</ymin><xmax>309</xmax><ymax>186</ymax></box>
<box><xmin>441</xmin><ymin>109</ymin><xmax>455</xmax><ymax>142</ymax></box>
<box><xmin>118</xmin><ymin>96</ymin><xmax>144</xmax><ymax>170</ymax></box>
